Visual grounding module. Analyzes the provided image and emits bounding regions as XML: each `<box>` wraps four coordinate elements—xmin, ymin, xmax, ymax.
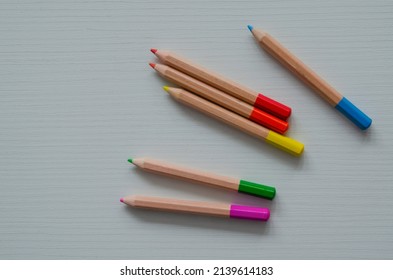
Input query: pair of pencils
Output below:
<box><xmin>149</xmin><ymin>62</ymin><xmax>288</xmax><ymax>134</ymax></box>
<box><xmin>121</xmin><ymin>157</ymin><xmax>272</xmax><ymax>222</ymax></box>
<box><xmin>248</xmin><ymin>25</ymin><xmax>372</xmax><ymax>130</ymax></box>
<box><xmin>150</xmin><ymin>52</ymin><xmax>304</xmax><ymax>156</ymax></box>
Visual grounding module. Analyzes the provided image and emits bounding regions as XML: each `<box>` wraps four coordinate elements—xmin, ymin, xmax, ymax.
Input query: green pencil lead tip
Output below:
<box><xmin>128</xmin><ymin>158</ymin><xmax>133</xmax><ymax>163</ymax></box>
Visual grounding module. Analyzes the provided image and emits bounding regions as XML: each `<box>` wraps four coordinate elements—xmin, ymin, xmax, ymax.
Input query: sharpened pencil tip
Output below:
<box><xmin>120</xmin><ymin>198</ymin><xmax>124</xmax><ymax>203</ymax></box>
<box><xmin>128</xmin><ymin>158</ymin><xmax>133</xmax><ymax>164</ymax></box>
<box><xmin>247</xmin><ymin>25</ymin><xmax>253</xmax><ymax>32</ymax></box>
<box><xmin>163</xmin><ymin>86</ymin><xmax>170</xmax><ymax>92</ymax></box>
<box><xmin>149</xmin><ymin>62</ymin><xmax>156</xmax><ymax>69</ymax></box>
<box><xmin>150</xmin><ymin>48</ymin><xmax>157</xmax><ymax>54</ymax></box>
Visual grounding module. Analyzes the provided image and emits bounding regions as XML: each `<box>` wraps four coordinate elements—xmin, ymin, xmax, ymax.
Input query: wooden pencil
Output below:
<box><xmin>248</xmin><ymin>25</ymin><xmax>372</xmax><ymax>130</ymax></box>
<box><xmin>163</xmin><ymin>86</ymin><xmax>304</xmax><ymax>156</ymax></box>
<box><xmin>128</xmin><ymin>157</ymin><xmax>276</xmax><ymax>200</ymax></box>
<box><xmin>150</xmin><ymin>63</ymin><xmax>288</xmax><ymax>134</ymax></box>
<box><xmin>151</xmin><ymin>48</ymin><xmax>291</xmax><ymax>120</ymax></box>
<box><xmin>120</xmin><ymin>195</ymin><xmax>270</xmax><ymax>221</ymax></box>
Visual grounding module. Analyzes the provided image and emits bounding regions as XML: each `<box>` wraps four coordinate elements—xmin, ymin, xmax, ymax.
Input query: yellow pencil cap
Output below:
<box><xmin>265</xmin><ymin>131</ymin><xmax>304</xmax><ymax>156</ymax></box>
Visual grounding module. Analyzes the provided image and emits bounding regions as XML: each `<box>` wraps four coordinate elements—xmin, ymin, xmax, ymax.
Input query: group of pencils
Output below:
<box><xmin>121</xmin><ymin>25</ymin><xmax>372</xmax><ymax>222</ymax></box>
<box><xmin>149</xmin><ymin>49</ymin><xmax>304</xmax><ymax>157</ymax></box>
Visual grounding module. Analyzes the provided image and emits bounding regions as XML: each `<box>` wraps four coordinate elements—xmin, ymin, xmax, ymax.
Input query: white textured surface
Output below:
<box><xmin>1</xmin><ymin>0</ymin><xmax>393</xmax><ymax>259</ymax></box>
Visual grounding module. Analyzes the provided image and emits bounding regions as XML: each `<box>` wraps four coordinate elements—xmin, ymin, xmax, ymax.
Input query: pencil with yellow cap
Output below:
<box><xmin>163</xmin><ymin>86</ymin><xmax>304</xmax><ymax>156</ymax></box>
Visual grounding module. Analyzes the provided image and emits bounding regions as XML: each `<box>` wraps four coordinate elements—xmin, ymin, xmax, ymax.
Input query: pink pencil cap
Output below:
<box><xmin>230</xmin><ymin>204</ymin><xmax>270</xmax><ymax>221</ymax></box>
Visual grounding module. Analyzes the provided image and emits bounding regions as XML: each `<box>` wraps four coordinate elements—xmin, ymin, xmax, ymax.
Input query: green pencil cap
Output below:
<box><xmin>238</xmin><ymin>180</ymin><xmax>276</xmax><ymax>200</ymax></box>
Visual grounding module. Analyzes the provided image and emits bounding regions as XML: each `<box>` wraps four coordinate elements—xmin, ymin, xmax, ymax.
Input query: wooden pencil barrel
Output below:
<box><xmin>123</xmin><ymin>195</ymin><xmax>230</xmax><ymax>217</ymax></box>
<box><xmin>133</xmin><ymin>158</ymin><xmax>240</xmax><ymax>191</ymax></box>
<box><xmin>169</xmin><ymin>87</ymin><xmax>270</xmax><ymax>139</ymax></box>
<box><xmin>259</xmin><ymin>33</ymin><xmax>342</xmax><ymax>106</ymax></box>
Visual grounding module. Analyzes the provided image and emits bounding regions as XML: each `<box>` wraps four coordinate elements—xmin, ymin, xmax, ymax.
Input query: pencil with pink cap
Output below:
<box><xmin>120</xmin><ymin>195</ymin><xmax>270</xmax><ymax>221</ymax></box>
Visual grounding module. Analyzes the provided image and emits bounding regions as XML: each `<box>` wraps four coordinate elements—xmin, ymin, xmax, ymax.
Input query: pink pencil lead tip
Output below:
<box><xmin>149</xmin><ymin>62</ymin><xmax>156</xmax><ymax>69</ymax></box>
<box><xmin>150</xmin><ymin>48</ymin><xmax>157</xmax><ymax>54</ymax></box>
<box><xmin>120</xmin><ymin>198</ymin><xmax>124</xmax><ymax>203</ymax></box>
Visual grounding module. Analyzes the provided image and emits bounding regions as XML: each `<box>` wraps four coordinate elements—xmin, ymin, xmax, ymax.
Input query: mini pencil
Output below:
<box><xmin>163</xmin><ymin>86</ymin><xmax>304</xmax><ymax>156</ymax></box>
<box><xmin>150</xmin><ymin>63</ymin><xmax>288</xmax><ymax>134</ymax></box>
<box><xmin>248</xmin><ymin>25</ymin><xmax>372</xmax><ymax>130</ymax></box>
<box><xmin>120</xmin><ymin>195</ymin><xmax>270</xmax><ymax>221</ymax></box>
<box><xmin>128</xmin><ymin>158</ymin><xmax>276</xmax><ymax>200</ymax></box>
<box><xmin>151</xmin><ymin>49</ymin><xmax>291</xmax><ymax>120</ymax></box>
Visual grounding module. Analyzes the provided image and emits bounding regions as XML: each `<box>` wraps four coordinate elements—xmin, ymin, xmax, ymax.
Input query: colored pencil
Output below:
<box><xmin>248</xmin><ymin>25</ymin><xmax>372</xmax><ymax>130</ymax></box>
<box><xmin>128</xmin><ymin>158</ymin><xmax>276</xmax><ymax>200</ymax></box>
<box><xmin>150</xmin><ymin>63</ymin><xmax>288</xmax><ymax>134</ymax></box>
<box><xmin>151</xmin><ymin>49</ymin><xmax>291</xmax><ymax>120</ymax></box>
<box><xmin>120</xmin><ymin>195</ymin><xmax>270</xmax><ymax>221</ymax></box>
<box><xmin>163</xmin><ymin>86</ymin><xmax>304</xmax><ymax>156</ymax></box>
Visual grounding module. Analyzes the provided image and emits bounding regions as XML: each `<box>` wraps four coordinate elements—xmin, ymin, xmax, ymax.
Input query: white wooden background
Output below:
<box><xmin>1</xmin><ymin>0</ymin><xmax>393</xmax><ymax>259</ymax></box>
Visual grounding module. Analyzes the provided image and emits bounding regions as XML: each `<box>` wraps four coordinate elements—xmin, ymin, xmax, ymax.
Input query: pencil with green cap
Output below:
<box><xmin>128</xmin><ymin>157</ymin><xmax>276</xmax><ymax>200</ymax></box>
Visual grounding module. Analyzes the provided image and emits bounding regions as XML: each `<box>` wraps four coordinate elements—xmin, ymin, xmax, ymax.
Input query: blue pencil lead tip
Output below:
<box><xmin>247</xmin><ymin>25</ymin><xmax>253</xmax><ymax>32</ymax></box>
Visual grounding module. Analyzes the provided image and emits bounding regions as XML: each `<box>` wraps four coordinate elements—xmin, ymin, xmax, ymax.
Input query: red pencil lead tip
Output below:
<box><xmin>149</xmin><ymin>62</ymin><xmax>156</xmax><ymax>69</ymax></box>
<box><xmin>150</xmin><ymin>48</ymin><xmax>157</xmax><ymax>54</ymax></box>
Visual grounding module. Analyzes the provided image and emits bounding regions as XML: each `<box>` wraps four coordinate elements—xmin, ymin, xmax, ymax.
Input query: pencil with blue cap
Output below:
<box><xmin>248</xmin><ymin>25</ymin><xmax>372</xmax><ymax>130</ymax></box>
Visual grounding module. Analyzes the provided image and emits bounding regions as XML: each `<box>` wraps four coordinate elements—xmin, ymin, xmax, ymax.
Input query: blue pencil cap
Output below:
<box><xmin>335</xmin><ymin>97</ymin><xmax>372</xmax><ymax>130</ymax></box>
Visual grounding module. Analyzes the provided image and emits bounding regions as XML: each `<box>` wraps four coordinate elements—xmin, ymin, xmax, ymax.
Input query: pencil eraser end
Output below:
<box><xmin>238</xmin><ymin>180</ymin><xmax>276</xmax><ymax>200</ymax></box>
<box><xmin>335</xmin><ymin>97</ymin><xmax>372</xmax><ymax>130</ymax></box>
<box><xmin>255</xmin><ymin>93</ymin><xmax>291</xmax><ymax>120</ymax></box>
<box><xmin>265</xmin><ymin>131</ymin><xmax>304</xmax><ymax>156</ymax></box>
<box><xmin>230</xmin><ymin>205</ymin><xmax>270</xmax><ymax>221</ymax></box>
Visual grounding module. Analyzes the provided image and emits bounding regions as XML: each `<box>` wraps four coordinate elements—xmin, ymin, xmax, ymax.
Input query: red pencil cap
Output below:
<box><xmin>254</xmin><ymin>93</ymin><xmax>292</xmax><ymax>120</ymax></box>
<box><xmin>249</xmin><ymin>108</ymin><xmax>289</xmax><ymax>134</ymax></box>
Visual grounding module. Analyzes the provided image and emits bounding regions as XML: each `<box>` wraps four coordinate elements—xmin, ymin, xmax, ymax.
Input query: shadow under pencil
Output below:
<box><xmin>123</xmin><ymin>205</ymin><xmax>271</xmax><ymax>235</ymax></box>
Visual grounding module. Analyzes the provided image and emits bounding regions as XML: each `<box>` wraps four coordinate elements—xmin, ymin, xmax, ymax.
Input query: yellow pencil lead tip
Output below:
<box><xmin>163</xmin><ymin>86</ymin><xmax>170</xmax><ymax>92</ymax></box>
